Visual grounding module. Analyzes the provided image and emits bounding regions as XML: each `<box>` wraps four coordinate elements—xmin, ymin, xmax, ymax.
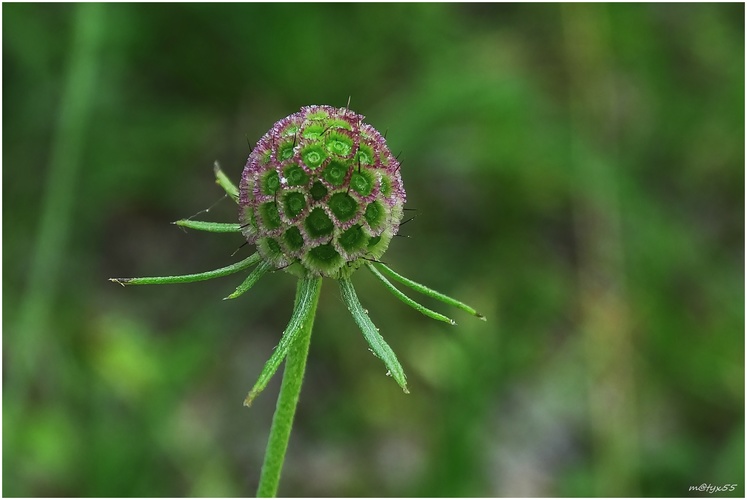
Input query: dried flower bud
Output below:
<box><xmin>239</xmin><ymin>105</ymin><xmax>405</xmax><ymax>278</ymax></box>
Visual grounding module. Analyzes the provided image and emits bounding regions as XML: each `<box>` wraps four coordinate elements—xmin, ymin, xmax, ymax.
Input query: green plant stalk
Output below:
<box><xmin>13</xmin><ymin>2</ymin><xmax>106</xmax><ymax>398</ymax></box>
<box><xmin>257</xmin><ymin>277</ymin><xmax>322</xmax><ymax>497</ymax></box>
<box><xmin>562</xmin><ymin>5</ymin><xmax>638</xmax><ymax>495</ymax></box>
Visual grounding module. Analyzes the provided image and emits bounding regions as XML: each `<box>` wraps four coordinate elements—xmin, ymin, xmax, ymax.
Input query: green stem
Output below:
<box><xmin>13</xmin><ymin>2</ymin><xmax>107</xmax><ymax>398</ymax></box>
<box><xmin>256</xmin><ymin>277</ymin><xmax>322</xmax><ymax>497</ymax></box>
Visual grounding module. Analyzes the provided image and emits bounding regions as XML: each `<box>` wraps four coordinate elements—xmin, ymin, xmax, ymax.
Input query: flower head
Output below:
<box><xmin>239</xmin><ymin>105</ymin><xmax>405</xmax><ymax>278</ymax></box>
<box><xmin>110</xmin><ymin>104</ymin><xmax>485</xmax><ymax>496</ymax></box>
<box><xmin>111</xmin><ymin>104</ymin><xmax>484</xmax><ymax>404</ymax></box>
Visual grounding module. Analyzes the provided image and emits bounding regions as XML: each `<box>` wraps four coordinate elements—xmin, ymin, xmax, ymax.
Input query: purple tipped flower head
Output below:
<box><xmin>239</xmin><ymin>105</ymin><xmax>405</xmax><ymax>278</ymax></box>
<box><xmin>113</xmin><ymin>103</ymin><xmax>484</xmax><ymax>405</ymax></box>
<box><xmin>111</xmin><ymin>103</ymin><xmax>483</xmax><ymax>496</ymax></box>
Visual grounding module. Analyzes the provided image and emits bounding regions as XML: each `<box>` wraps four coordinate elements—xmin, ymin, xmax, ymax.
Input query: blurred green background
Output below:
<box><xmin>4</xmin><ymin>3</ymin><xmax>744</xmax><ymax>497</ymax></box>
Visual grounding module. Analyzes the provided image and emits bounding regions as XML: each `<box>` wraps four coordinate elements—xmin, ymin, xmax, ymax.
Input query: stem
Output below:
<box><xmin>256</xmin><ymin>277</ymin><xmax>322</xmax><ymax>497</ymax></box>
<box><xmin>562</xmin><ymin>5</ymin><xmax>638</xmax><ymax>495</ymax></box>
<box><xmin>13</xmin><ymin>2</ymin><xmax>106</xmax><ymax>398</ymax></box>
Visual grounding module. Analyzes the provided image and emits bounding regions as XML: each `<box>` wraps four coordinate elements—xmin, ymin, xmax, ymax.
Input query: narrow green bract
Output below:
<box><xmin>365</xmin><ymin>262</ymin><xmax>456</xmax><ymax>325</ymax></box>
<box><xmin>109</xmin><ymin>253</ymin><xmax>261</xmax><ymax>286</ymax></box>
<box><xmin>174</xmin><ymin>220</ymin><xmax>242</xmax><ymax>233</ymax></box>
<box><xmin>339</xmin><ymin>277</ymin><xmax>409</xmax><ymax>393</ymax></box>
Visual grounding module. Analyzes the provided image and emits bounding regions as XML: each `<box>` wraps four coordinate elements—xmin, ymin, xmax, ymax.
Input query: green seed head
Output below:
<box><xmin>239</xmin><ymin>105</ymin><xmax>405</xmax><ymax>278</ymax></box>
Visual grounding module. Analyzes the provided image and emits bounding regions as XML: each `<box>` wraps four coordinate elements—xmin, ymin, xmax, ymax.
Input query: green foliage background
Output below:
<box><xmin>4</xmin><ymin>3</ymin><xmax>744</xmax><ymax>497</ymax></box>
